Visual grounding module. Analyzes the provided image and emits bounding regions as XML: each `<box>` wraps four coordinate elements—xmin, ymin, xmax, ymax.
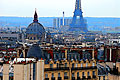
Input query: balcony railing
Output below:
<box><xmin>87</xmin><ymin>76</ymin><xmax>91</xmax><ymax>79</ymax></box>
<box><xmin>45</xmin><ymin>67</ymin><xmax>69</xmax><ymax>71</ymax></box>
<box><xmin>82</xmin><ymin>76</ymin><xmax>86</xmax><ymax>79</ymax></box>
<box><xmin>72</xmin><ymin>77</ymin><xmax>75</xmax><ymax>80</ymax></box>
<box><xmin>71</xmin><ymin>66</ymin><xmax>97</xmax><ymax>70</ymax></box>
<box><xmin>93</xmin><ymin>75</ymin><xmax>96</xmax><ymax>78</ymax></box>
<box><xmin>45</xmin><ymin>66</ymin><xmax>97</xmax><ymax>71</ymax></box>
<box><xmin>51</xmin><ymin>77</ymin><xmax>55</xmax><ymax>80</ymax></box>
<box><xmin>45</xmin><ymin>78</ymin><xmax>49</xmax><ymax>80</ymax></box>
<box><xmin>58</xmin><ymin>77</ymin><xmax>62</xmax><ymax>80</ymax></box>
<box><xmin>64</xmin><ymin>76</ymin><xmax>68</xmax><ymax>79</ymax></box>
<box><xmin>77</xmin><ymin>77</ymin><xmax>81</xmax><ymax>80</ymax></box>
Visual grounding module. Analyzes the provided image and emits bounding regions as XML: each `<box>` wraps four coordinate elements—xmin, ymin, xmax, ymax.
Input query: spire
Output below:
<box><xmin>33</xmin><ymin>8</ymin><xmax>38</xmax><ymax>23</ymax></box>
<box><xmin>75</xmin><ymin>0</ymin><xmax>81</xmax><ymax>10</ymax></box>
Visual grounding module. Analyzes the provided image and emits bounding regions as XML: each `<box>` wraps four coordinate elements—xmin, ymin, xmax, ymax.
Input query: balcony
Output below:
<box><xmin>58</xmin><ymin>77</ymin><xmax>62</xmax><ymax>80</ymax></box>
<box><xmin>45</xmin><ymin>67</ymin><xmax>69</xmax><ymax>71</ymax></box>
<box><xmin>45</xmin><ymin>78</ymin><xmax>49</xmax><ymax>80</ymax></box>
<box><xmin>82</xmin><ymin>76</ymin><xmax>86</xmax><ymax>79</ymax></box>
<box><xmin>77</xmin><ymin>77</ymin><xmax>81</xmax><ymax>80</ymax></box>
<box><xmin>51</xmin><ymin>77</ymin><xmax>55</xmax><ymax>80</ymax></box>
<box><xmin>93</xmin><ymin>75</ymin><xmax>96</xmax><ymax>78</ymax></box>
<box><xmin>87</xmin><ymin>76</ymin><xmax>91</xmax><ymax>79</ymax></box>
<box><xmin>71</xmin><ymin>66</ymin><xmax>97</xmax><ymax>70</ymax></box>
<box><xmin>72</xmin><ymin>77</ymin><xmax>75</xmax><ymax>80</ymax></box>
<box><xmin>64</xmin><ymin>76</ymin><xmax>69</xmax><ymax>79</ymax></box>
<box><xmin>45</xmin><ymin>66</ymin><xmax>97</xmax><ymax>71</ymax></box>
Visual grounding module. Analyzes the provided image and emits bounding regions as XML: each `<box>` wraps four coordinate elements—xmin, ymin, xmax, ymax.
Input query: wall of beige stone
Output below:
<box><xmin>44</xmin><ymin>59</ymin><xmax>97</xmax><ymax>80</ymax></box>
<box><xmin>3</xmin><ymin>64</ymin><xmax>9</xmax><ymax>80</ymax></box>
<box><xmin>36</xmin><ymin>60</ymin><xmax>44</xmax><ymax>80</ymax></box>
<box><xmin>108</xmin><ymin>73</ymin><xmax>120</xmax><ymax>80</ymax></box>
<box><xmin>14</xmin><ymin>64</ymin><xmax>24</xmax><ymax>80</ymax></box>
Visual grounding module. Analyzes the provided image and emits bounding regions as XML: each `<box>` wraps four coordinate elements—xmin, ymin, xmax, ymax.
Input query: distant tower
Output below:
<box><xmin>69</xmin><ymin>0</ymin><xmax>88</xmax><ymax>32</ymax></box>
<box><xmin>63</xmin><ymin>11</ymin><xmax>65</xmax><ymax>26</ymax></box>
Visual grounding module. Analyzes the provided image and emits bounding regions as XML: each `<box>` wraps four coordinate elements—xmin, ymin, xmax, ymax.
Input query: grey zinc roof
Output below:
<box><xmin>27</xmin><ymin>44</ymin><xmax>44</xmax><ymax>59</ymax></box>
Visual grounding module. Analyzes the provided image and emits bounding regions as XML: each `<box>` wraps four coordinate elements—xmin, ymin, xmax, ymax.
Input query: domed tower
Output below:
<box><xmin>26</xmin><ymin>9</ymin><xmax>45</xmax><ymax>43</ymax></box>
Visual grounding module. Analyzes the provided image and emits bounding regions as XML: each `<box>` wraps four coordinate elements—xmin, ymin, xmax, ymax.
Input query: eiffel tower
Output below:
<box><xmin>69</xmin><ymin>0</ymin><xmax>88</xmax><ymax>32</ymax></box>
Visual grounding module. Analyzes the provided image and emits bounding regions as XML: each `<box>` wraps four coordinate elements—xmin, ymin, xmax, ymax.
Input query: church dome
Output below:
<box><xmin>27</xmin><ymin>44</ymin><xmax>44</xmax><ymax>59</ymax></box>
<box><xmin>26</xmin><ymin>10</ymin><xmax>45</xmax><ymax>42</ymax></box>
<box><xmin>27</xmin><ymin>23</ymin><xmax>45</xmax><ymax>36</ymax></box>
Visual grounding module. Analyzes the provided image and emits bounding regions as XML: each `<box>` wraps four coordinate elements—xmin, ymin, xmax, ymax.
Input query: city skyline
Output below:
<box><xmin>0</xmin><ymin>0</ymin><xmax>120</xmax><ymax>17</ymax></box>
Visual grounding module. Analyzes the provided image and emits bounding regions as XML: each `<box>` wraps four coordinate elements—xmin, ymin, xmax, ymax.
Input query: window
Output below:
<box><xmin>67</xmin><ymin>54</ymin><xmax>70</xmax><ymax>60</ymax></box>
<box><xmin>76</xmin><ymin>63</ymin><xmax>78</xmax><ymax>67</ymax></box>
<box><xmin>81</xmin><ymin>63</ymin><xmax>83</xmax><ymax>67</ymax></box>
<box><xmin>65</xmin><ymin>63</ymin><xmax>67</xmax><ymax>67</ymax></box>
<box><xmin>54</xmin><ymin>54</ymin><xmax>56</xmax><ymax>59</ymax></box>
<box><xmin>86</xmin><ymin>63</ymin><xmax>88</xmax><ymax>67</ymax></box>
<box><xmin>34</xmin><ymin>37</ymin><xmax>36</xmax><ymax>40</ymax></box>
<box><xmin>57</xmin><ymin>63</ymin><xmax>59</xmax><ymax>68</ymax></box>
<box><xmin>52</xmin><ymin>73</ymin><xmax>54</xmax><ymax>78</ymax></box>
<box><xmin>45</xmin><ymin>74</ymin><xmax>48</xmax><ymax>78</ymax></box>
<box><xmin>59</xmin><ymin>53</ymin><xmax>61</xmax><ymax>59</ymax></box>
<box><xmin>78</xmin><ymin>54</ymin><xmax>80</xmax><ymax>60</ymax></box>
<box><xmin>82</xmin><ymin>72</ymin><xmax>84</xmax><ymax>77</ymax></box>
<box><xmin>72</xmin><ymin>63</ymin><xmax>74</xmax><ymax>68</ymax></box>
<box><xmin>93</xmin><ymin>71</ymin><xmax>95</xmax><ymax>76</ymax></box>
<box><xmin>77</xmin><ymin>72</ymin><xmax>79</xmax><ymax>77</ymax></box>
<box><xmin>48</xmin><ymin>54</ymin><xmax>50</xmax><ymax>59</ymax></box>
<box><xmin>58</xmin><ymin>73</ymin><xmax>60</xmax><ymax>77</ymax></box>
<box><xmin>88</xmin><ymin>72</ymin><xmax>90</xmax><ymax>77</ymax></box>
<box><xmin>72</xmin><ymin>73</ymin><xmax>74</xmax><ymax>77</ymax></box>
<box><xmin>71</xmin><ymin>54</ymin><xmax>73</xmax><ymax>59</ymax></box>
<box><xmin>74</xmin><ymin>54</ymin><xmax>77</xmax><ymax>59</ymax></box>
<box><xmin>92</xmin><ymin>62</ymin><xmax>95</xmax><ymax>67</ymax></box>
<box><xmin>62</xmin><ymin>53</ymin><xmax>64</xmax><ymax>58</ymax></box>
<box><xmin>50</xmin><ymin>64</ymin><xmax>53</xmax><ymax>68</ymax></box>
<box><xmin>64</xmin><ymin>72</ymin><xmax>67</xmax><ymax>77</ymax></box>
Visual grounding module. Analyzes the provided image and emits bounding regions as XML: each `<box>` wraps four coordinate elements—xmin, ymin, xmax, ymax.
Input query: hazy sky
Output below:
<box><xmin>0</xmin><ymin>0</ymin><xmax>120</xmax><ymax>17</ymax></box>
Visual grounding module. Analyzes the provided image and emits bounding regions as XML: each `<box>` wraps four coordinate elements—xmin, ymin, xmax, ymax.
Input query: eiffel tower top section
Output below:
<box><xmin>69</xmin><ymin>0</ymin><xmax>88</xmax><ymax>32</ymax></box>
<box><xmin>75</xmin><ymin>0</ymin><xmax>81</xmax><ymax>10</ymax></box>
